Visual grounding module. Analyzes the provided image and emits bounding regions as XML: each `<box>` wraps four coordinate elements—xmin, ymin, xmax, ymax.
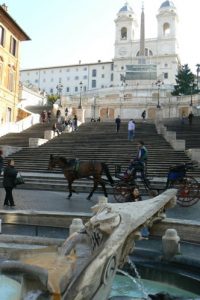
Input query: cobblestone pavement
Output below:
<box><xmin>0</xmin><ymin>188</ymin><xmax>199</xmax><ymax>222</ymax></box>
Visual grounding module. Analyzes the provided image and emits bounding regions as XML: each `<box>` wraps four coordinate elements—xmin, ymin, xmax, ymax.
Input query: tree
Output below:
<box><xmin>171</xmin><ymin>64</ymin><xmax>196</xmax><ymax>96</ymax></box>
<box><xmin>47</xmin><ymin>94</ymin><xmax>59</xmax><ymax>105</ymax></box>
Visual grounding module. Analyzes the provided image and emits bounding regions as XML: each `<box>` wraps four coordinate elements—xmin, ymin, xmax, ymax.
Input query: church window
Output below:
<box><xmin>121</xmin><ymin>27</ymin><xmax>127</xmax><ymax>40</ymax></box>
<box><xmin>0</xmin><ymin>26</ymin><xmax>5</xmax><ymax>46</ymax></box>
<box><xmin>7</xmin><ymin>66</ymin><xmax>15</xmax><ymax>92</ymax></box>
<box><xmin>164</xmin><ymin>72</ymin><xmax>168</xmax><ymax>79</ymax></box>
<box><xmin>92</xmin><ymin>69</ymin><xmax>97</xmax><ymax>77</ymax></box>
<box><xmin>92</xmin><ymin>80</ymin><xmax>96</xmax><ymax>88</ymax></box>
<box><xmin>0</xmin><ymin>62</ymin><xmax>3</xmax><ymax>84</ymax></box>
<box><xmin>10</xmin><ymin>36</ymin><xmax>17</xmax><ymax>56</ymax></box>
<box><xmin>163</xmin><ymin>23</ymin><xmax>170</xmax><ymax>36</ymax></box>
<box><xmin>111</xmin><ymin>73</ymin><xmax>114</xmax><ymax>81</ymax></box>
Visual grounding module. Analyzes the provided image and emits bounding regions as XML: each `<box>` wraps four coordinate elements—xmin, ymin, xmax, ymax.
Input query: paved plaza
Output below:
<box><xmin>0</xmin><ymin>188</ymin><xmax>199</xmax><ymax>222</ymax></box>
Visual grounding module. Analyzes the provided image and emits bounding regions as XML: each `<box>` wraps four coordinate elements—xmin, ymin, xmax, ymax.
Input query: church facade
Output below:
<box><xmin>20</xmin><ymin>1</ymin><xmax>188</xmax><ymax>120</ymax></box>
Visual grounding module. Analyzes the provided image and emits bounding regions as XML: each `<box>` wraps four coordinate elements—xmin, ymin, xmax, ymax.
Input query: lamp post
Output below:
<box><xmin>190</xmin><ymin>82</ymin><xmax>193</xmax><ymax>107</ymax></box>
<box><xmin>93</xmin><ymin>95</ymin><xmax>97</xmax><ymax>119</ymax></box>
<box><xmin>155</xmin><ymin>80</ymin><xmax>164</xmax><ymax>109</ymax></box>
<box><xmin>120</xmin><ymin>74</ymin><xmax>127</xmax><ymax>114</ymax></box>
<box><xmin>56</xmin><ymin>82</ymin><xmax>63</xmax><ymax>106</ymax></box>
<box><xmin>196</xmin><ymin>64</ymin><xmax>200</xmax><ymax>91</ymax></box>
<box><xmin>78</xmin><ymin>81</ymin><xmax>83</xmax><ymax>109</ymax></box>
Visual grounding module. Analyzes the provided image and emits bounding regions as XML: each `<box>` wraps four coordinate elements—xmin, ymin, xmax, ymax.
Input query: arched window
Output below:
<box><xmin>136</xmin><ymin>48</ymin><xmax>153</xmax><ymax>57</ymax></box>
<box><xmin>163</xmin><ymin>23</ymin><xmax>170</xmax><ymax>36</ymax></box>
<box><xmin>121</xmin><ymin>27</ymin><xmax>127</xmax><ymax>40</ymax></box>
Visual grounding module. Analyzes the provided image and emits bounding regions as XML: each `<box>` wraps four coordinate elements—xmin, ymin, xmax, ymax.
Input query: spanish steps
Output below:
<box><xmin>1</xmin><ymin>116</ymin><xmax>200</xmax><ymax>194</ymax></box>
<box><xmin>163</xmin><ymin>116</ymin><xmax>200</xmax><ymax>150</ymax></box>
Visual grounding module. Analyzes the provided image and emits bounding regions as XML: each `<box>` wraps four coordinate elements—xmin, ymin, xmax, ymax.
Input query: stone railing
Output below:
<box><xmin>155</xmin><ymin>121</ymin><xmax>200</xmax><ymax>165</ymax></box>
<box><xmin>0</xmin><ymin>189</ymin><xmax>177</xmax><ymax>300</ymax></box>
<box><xmin>0</xmin><ymin>113</ymin><xmax>40</xmax><ymax>138</ymax></box>
<box><xmin>155</xmin><ymin>121</ymin><xmax>185</xmax><ymax>151</ymax></box>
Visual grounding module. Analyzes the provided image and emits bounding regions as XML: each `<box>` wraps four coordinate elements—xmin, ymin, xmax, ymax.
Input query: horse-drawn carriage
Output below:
<box><xmin>48</xmin><ymin>154</ymin><xmax>200</xmax><ymax>207</ymax></box>
<box><xmin>113</xmin><ymin>162</ymin><xmax>200</xmax><ymax>207</ymax></box>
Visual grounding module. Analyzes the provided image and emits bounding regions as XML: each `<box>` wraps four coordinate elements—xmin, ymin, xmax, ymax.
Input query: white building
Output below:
<box><xmin>20</xmin><ymin>1</ymin><xmax>195</xmax><ymax>121</ymax></box>
<box><xmin>20</xmin><ymin>1</ymin><xmax>180</xmax><ymax>97</ymax></box>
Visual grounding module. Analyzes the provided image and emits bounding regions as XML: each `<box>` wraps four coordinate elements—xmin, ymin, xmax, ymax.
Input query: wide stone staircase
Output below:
<box><xmin>1</xmin><ymin>121</ymin><xmax>200</xmax><ymax>194</ymax></box>
<box><xmin>164</xmin><ymin>117</ymin><xmax>200</xmax><ymax>149</ymax></box>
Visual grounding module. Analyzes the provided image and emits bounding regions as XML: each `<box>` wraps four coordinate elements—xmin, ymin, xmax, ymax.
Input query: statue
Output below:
<box><xmin>0</xmin><ymin>189</ymin><xmax>177</xmax><ymax>300</ymax></box>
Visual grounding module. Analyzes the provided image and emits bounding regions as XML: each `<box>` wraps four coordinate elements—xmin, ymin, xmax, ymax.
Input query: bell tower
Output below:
<box><xmin>114</xmin><ymin>2</ymin><xmax>138</xmax><ymax>59</ymax></box>
<box><xmin>157</xmin><ymin>0</ymin><xmax>178</xmax><ymax>39</ymax></box>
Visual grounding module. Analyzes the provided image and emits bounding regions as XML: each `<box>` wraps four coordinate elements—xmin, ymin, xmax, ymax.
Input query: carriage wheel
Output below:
<box><xmin>173</xmin><ymin>176</ymin><xmax>200</xmax><ymax>207</ymax></box>
<box><xmin>113</xmin><ymin>182</ymin><xmax>132</xmax><ymax>203</ymax></box>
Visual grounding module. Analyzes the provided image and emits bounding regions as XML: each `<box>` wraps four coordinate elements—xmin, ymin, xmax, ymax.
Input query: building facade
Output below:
<box><xmin>0</xmin><ymin>4</ymin><xmax>30</xmax><ymax>124</ymax></box>
<box><xmin>20</xmin><ymin>1</ymin><xmax>179</xmax><ymax>97</ymax></box>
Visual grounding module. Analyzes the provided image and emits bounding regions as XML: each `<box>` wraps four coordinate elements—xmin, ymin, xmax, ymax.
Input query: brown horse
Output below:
<box><xmin>48</xmin><ymin>154</ymin><xmax>114</xmax><ymax>200</ymax></box>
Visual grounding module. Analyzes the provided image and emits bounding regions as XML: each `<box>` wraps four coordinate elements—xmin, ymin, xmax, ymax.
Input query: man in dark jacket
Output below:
<box><xmin>3</xmin><ymin>159</ymin><xmax>18</xmax><ymax>207</ymax></box>
<box><xmin>115</xmin><ymin>115</ymin><xmax>121</xmax><ymax>132</ymax></box>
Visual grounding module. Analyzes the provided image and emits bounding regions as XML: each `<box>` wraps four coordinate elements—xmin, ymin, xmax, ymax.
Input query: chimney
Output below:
<box><xmin>2</xmin><ymin>3</ymin><xmax>8</xmax><ymax>11</ymax></box>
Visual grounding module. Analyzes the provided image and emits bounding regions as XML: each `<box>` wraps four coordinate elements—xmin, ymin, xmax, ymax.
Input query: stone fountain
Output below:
<box><xmin>0</xmin><ymin>189</ymin><xmax>177</xmax><ymax>300</ymax></box>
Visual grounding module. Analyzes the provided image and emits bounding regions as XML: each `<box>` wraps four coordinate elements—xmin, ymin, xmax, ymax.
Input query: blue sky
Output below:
<box><xmin>4</xmin><ymin>0</ymin><xmax>200</xmax><ymax>72</ymax></box>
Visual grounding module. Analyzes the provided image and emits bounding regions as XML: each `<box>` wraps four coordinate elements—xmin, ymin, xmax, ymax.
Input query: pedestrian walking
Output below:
<box><xmin>47</xmin><ymin>110</ymin><xmax>52</xmax><ymax>122</ymax></box>
<box><xmin>181</xmin><ymin>112</ymin><xmax>186</xmax><ymax>125</ymax></box>
<box><xmin>128</xmin><ymin>119</ymin><xmax>135</xmax><ymax>141</ymax></box>
<box><xmin>73</xmin><ymin>115</ymin><xmax>78</xmax><ymax>131</ymax></box>
<box><xmin>52</xmin><ymin>123</ymin><xmax>61</xmax><ymax>136</ymax></box>
<box><xmin>40</xmin><ymin>111</ymin><xmax>46</xmax><ymax>123</ymax></box>
<box><xmin>3</xmin><ymin>159</ymin><xmax>18</xmax><ymax>207</ymax></box>
<box><xmin>141</xmin><ymin>110</ymin><xmax>146</xmax><ymax>122</ymax></box>
<box><xmin>115</xmin><ymin>115</ymin><xmax>121</xmax><ymax>132</ymax></box>
<box><xmin>188</xmin><ymin>112</ymin><xmax>194</xmax><ymax>125</ymax></box>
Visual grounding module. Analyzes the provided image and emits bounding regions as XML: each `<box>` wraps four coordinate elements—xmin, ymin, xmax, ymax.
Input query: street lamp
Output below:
<box><xmin>155</xmin><ymin>80</ymin><xmax>164</xmax><ymax>108</ymax></box>
<box><xmin>56</xmin><ymin>82</ymin><xmax>63</xmax><ymax>106</ymax></box>
<box><xmin>78</xmin><ymin>81</ymin><xmax>83</xmax><ymax>109</ymax></box>
<box><xmin>190</xmin><ymin>82</ymin><xmax>193</xmax><ymax>106</ymax></box>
